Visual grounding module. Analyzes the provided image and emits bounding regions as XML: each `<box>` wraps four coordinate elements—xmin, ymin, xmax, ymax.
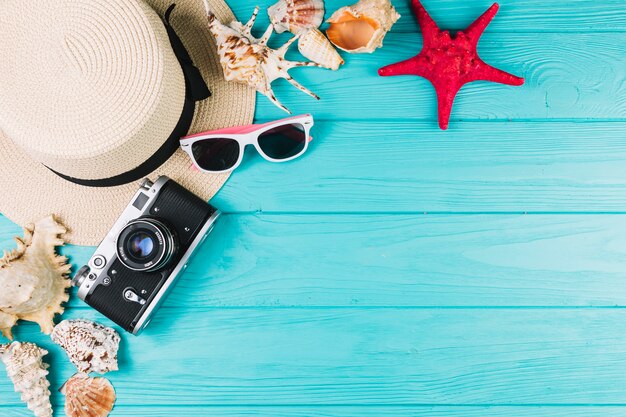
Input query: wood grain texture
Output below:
<box><xmin>254</xmin><ymin>32</ymin><xmax>626</xmax><ymax>121</ymax></box>
<box><xmin>4</xmin><ymin>309</ymin><xmax>626</xmax><ymax>406</ymax></box>
<box><xmin>4</xmin><ymin>213</ymin><xmax>626</xmax><ymax>309</ymax></box>
<box><xmin>213</xmin><ymin>121</ymin><xmax>626</xmax><ymax>213</ymax></box>
<box><xmin>230</xmin><ymin>0</ymin><xmax>626</xmax><ymax>33</ymax></box>
<box><xmin>3</xmin><ymin>405</ymin><xmax>626</xmax><ymax>417</ymax></box>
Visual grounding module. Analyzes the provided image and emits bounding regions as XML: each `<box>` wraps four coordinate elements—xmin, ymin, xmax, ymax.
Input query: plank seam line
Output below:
<box><xmin>66</xmin><ymin>306</ymin><xmax>626</xmax><ymax>310</ymax></box>
<box><xmin>7</xmin><ymin>404</ymin><xmax>626</xmax><ymax>408</ymax></box>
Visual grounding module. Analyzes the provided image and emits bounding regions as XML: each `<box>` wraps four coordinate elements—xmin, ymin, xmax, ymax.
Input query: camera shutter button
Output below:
<box><xmin>92</xmin><ymin>255</ymin><xmax>106</xmax><ymax>269</ymax></box>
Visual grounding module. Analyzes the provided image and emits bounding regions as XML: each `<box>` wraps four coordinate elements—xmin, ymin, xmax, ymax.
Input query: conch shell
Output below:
<box><xmin>326</xmin><ymin>0</ymin><xmax>400</xmax><ymax>53</ymax></box>
<box><xmin>204</xmin><ymin>2</ymin><xmax>322</xmax><ymax>113</ymax></box>
<box><xmin>298</xmin><ymin>28</ymin><xmax>344</xmax><ymax>70</ymax></box>
<box><xmin>268</xmin><ymin>0</ymin><xmax>325</xmax><ymax>34</ymax></box>
<box><xmin>0</xmin><ymin>215</ymin><xmax>71</xmax><ymax>339</ymax></box>
<box><xmin>61</xmin><ymin>373</ymin><xmax>116</xmax><ymax>417</ymax></box>
<box><xmin>51</xmin><ymin>319</ymin><xmax>121</xmax><ymax>374</ymax></box>
<box><xmin>0</xmin><ymin>342</ymin><xmax>52</xmax><ymax>417</ymax></box>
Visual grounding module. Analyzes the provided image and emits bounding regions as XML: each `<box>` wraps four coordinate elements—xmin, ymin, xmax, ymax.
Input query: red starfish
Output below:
<box><xmin>378</xmin><ymin>0</ymin><xmax>524</xmax><ymax>130</ymax></box>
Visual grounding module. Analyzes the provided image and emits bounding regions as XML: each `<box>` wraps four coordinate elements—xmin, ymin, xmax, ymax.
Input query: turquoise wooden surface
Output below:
<box><xmin>1</xmin><ymin>0</ymin><xmax>626</xmax><ymax>416</ymax></box>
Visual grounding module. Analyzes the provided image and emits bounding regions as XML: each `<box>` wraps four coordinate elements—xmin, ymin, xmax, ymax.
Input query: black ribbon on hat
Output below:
<box><xmin>49</xmin><ymin>4</ymin><xmax>211</xmax><ymax>188</ymax></box>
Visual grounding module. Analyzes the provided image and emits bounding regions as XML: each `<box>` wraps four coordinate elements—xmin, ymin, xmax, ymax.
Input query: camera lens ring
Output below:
<box><xmin>116</xmin><ymin>217</ymin><xmax>178</xmax><ymax>272</ymax></box>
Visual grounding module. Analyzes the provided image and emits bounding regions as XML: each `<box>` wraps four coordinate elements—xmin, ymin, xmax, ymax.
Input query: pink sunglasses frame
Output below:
<box><xmin>180</xmin><ymin>114</ymin><xmax>314</xmax><ymax>173</ymax></box>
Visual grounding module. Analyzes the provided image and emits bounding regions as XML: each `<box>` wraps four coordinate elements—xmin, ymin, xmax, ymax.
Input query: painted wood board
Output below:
<box><xmin>254</xmin><ymin>32</ymin><xmax>626</xmax><ymax>121</ymax></box>
<box><xmin>213</xmin><ymin>121</ymin><xmax>626</xmax><ymax>213</ymax></box>
<box><xmin>230</xmin><ymin>0</ymin><xmax>626</xmax><ymax>33</ymax></box>
<box><xmin>4</xmin><ymin>308</ymin><xmax>626</xmax><ymax>406</ymax></box>
<box><xmin>3</xmin><ymin>406</ymin><xmax>623</xmax><ymax>417</ymax></box>
<box><xmin>3</xmin><ymin>213</ymin><xmax>626</xmax><ymax>309</ymax></box>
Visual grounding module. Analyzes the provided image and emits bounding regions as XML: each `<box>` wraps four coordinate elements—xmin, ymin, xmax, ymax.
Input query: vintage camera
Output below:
<box><xmin>73</xmin><ymin>176</ymin><xmax>220</xmax><ymax>335</ymax></box>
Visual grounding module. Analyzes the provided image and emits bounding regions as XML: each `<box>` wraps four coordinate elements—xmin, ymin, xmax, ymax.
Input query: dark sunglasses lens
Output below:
<box><xmin>258</xmin><ymin>123</ymin><xmax>306</xmax><ymax>160</ymax></box>
<box><xmin>191</xmin><ymin>138</ymin><xmax>240</xmax><ymax>171</ymax></box>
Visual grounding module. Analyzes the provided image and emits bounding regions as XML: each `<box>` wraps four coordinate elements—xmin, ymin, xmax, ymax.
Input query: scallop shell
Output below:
<box><xmin>326</xmin><ymin>0</ymin><xmax>400</xmax><ymax>53</ymax></box>
<box><xmin>0</xmin><ymin>215</ymin><xmax>71</xmax><ymax>339</ymax></box>
<box><xmin>51</xmin><ymin>319</ymin><xmax>121</xmax><ymax>374</ymax></box>
<box><xmin>268</xmin><ymin>0</ymin><xmax>325</xmax><ymax>34</ymax></box>
<box><xmin>0</xmin><ymin>342</ymin><xmax>52</xmax><ymax>417</ymax></box>
<box><xmin>298</xmin><ymin>28</ymin><xmax>344</xmax><ymax>70</ymax></box>
<box><xmin>61</xmin><ymin>373</ymin><xmax>116</xmax><ymax>417</ymax></box>
<box><xmin>204</xmin><ymin>2</ymin><xmax>321</xmax><ymax>113</ymax></box>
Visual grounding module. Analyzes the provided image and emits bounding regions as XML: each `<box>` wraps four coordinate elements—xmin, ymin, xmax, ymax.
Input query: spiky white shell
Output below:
<box><xmin>0</xmin><ymin>342</ymin><xmax>52</xmax><ymax>417</ymax></box>
<box><xmin>51</xmin><ymin>320</ymin><xmax>121</xmax><ymax>374</ymax></box>
<box><xmin>268</xmin><ymin>0</ymin><xmax>325</xmax><ymax>34</ymax></box>
<box><xmin>326</xmin><ymin>0</ymin><xmax>400</xmax><ymax>53</ymax></box>
<box><xmin>298</xmin><ymin>28</ymin><xmax>344</xmax><ymax>70</ymax></box>
<box><xmin>61</xmin><ymin>373</ymin><xmax>116</xmax><ymax>417</ymax></box>
<box><xmin>0</xmin><ymin>216</ymin><xmax>71</xmax><ymax>339</ymax></box>
<box><xmin>204</xmin><ymin>3</ymin><xmax>322</xmax><ymax>113</ymax></box>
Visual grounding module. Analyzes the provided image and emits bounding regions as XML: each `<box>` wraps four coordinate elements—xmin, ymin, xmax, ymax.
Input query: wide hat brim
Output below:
<box><xmin>0</xmin><ymin>0</ymin><xmax>255</xmax><ymax>246</ymax></box>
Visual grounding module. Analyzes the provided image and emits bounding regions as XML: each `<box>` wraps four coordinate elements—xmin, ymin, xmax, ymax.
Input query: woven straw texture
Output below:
<box><xmin>0</xmin><ymin>0</ymin><xmax>255</xmax><ymax>245</ymax></box>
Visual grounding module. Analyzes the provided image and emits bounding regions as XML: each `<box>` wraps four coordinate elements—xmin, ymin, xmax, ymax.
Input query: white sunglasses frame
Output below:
<box><xmin>180</xmin><ymin>114</ymin><xmax>314</xmax><ymax>174</ymax></box>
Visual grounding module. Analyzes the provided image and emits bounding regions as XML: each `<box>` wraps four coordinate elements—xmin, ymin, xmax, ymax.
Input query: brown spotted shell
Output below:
<box><xmin>51</xmin><ymin>319</ymin><xmax>120</xmax><ymax>374</ymax></box>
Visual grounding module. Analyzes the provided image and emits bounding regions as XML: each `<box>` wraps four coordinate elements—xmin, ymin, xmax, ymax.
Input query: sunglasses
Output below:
<box><xmin>180</xmin><ymin>114</ymin><xmax>314</xmax><ymax>173</ymax></box>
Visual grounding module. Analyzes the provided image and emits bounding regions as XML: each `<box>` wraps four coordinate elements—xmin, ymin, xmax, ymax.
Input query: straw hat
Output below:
<box><xmin>0</xmin><ymin>0</ymin><xmax>255</xmax><ymax>245</ymax></box>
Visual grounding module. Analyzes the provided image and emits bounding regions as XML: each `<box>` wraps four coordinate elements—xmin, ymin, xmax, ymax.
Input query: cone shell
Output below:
<box><xmin>0</xmin><ymin>342</ymin><xmax>52</xmax><ymax>417</ymax></box>
<box><xmin>298</xmin><ymin>28</ymin><xmax>344</xmax><ymax>70</ymax></box>
<box><xmin>326</xmin><ymin>0</ymin><xmax>400</xmax><ymax>53</ymax></box>
<box><xmin>51</xmin><ymin>319</ymin><xmax>121</xmax><ymax>374</ymax></box>
<box><xmin>268</xmin><ymin>0</ymin><xmax>325</xmax><ymax>34</ymax></box>
<box><xmin>61</xmin><ymin>373</ymin><xmax>116</xmax><ymax>417</ymax></box>
<box><xmin>0</xmin><ymin>215</ymin><xmax>71</xmax><ymax>339</ymax></box>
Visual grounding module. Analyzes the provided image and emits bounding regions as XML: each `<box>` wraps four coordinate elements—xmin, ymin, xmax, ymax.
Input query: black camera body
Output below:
<box><xmin>73</xmin><ymin>176</ymin><xmax>220</xmax><ymax>334</ymax></box>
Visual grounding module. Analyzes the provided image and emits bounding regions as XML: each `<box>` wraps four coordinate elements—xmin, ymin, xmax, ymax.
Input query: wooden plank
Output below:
<box><xmin>229</xmin><ymin>0</ymin><xmax>626</xmax><ymax>33</ymax></box>
<box><xmin>5</xmin><ymin>405</ymin><xmax>626</xmax><ymax>417</ymax></box>
<box><xmin>3</xmin><ymin>213</ymin><xmax>626</xmax><ymax>308</ymax></box>
<box><xmin>3</xmin><ymin>309</ymin><xmax>626</xmax><ymax>405</ymax></box>
<box><xmin>213</xmin><ymin>121</ymin><xmax>626</xmax><ymax>213</ymax></box>
<box><xmin>252</xmin><ymin>32</ymin><xmax>626</xmax><ymax>121</ymax></box>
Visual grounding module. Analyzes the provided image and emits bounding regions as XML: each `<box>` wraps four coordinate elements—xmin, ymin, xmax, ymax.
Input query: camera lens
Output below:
<box><xmin>127</xmin><ymin>232</ymin><xmax>155</xmax><ymax>259</ymax></box>
<box><xmin>116</xmin><ymin>217</ymin><xmax>178</xmax><ymax>272</ymax></box>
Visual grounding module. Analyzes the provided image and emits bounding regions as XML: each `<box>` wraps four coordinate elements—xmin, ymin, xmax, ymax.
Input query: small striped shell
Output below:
<box><xmin>298</xmin><ymin>28</ymin><xmax>344</xmax><ymax>70</ymax></box>
<box><xmin>61</xmin><ymin>373</ymin><xmax>116</xmax><ymax>417</ymax></box>
<box><xmin>268</xmin><ymin>0</ymin><xmax>325</xmax><ymax>34</ymax></box>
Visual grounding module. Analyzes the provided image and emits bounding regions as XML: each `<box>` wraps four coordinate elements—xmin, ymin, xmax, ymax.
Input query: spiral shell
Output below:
<box><xmin>0</xmin><ymin>342</ymin><xmax>52</xmax><ymax>417</ymax></box>
<box><xmin>61</xmin><ymin>373</ymin><xmax>116</xmax><ymax>417</ymax></box>
<box><xmin>298</xmin><ymin>28</ymin><xmax>344</xmax><ymax>70</ymax></box>
<box><xmin>0</xmin><ymin>215</ymin><xmax>71</xmax><ymax>339</ymax></box>
<box><xmin>326</xmin><ymin>0</ymin><xmax>400</xmax><ymax>53</ymax></box>
<box><xmin>268</xmin><ymin>0</ymin><xmax>325</xmax><ymax>34</ymax></box>
<box><xmin>51</xmin><ymin>319</ymin><xmax>120</xmax><ymax>374</ymax></box>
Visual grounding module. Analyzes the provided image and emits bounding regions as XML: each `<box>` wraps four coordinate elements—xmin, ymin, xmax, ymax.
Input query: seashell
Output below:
<box><xmin>61</xmin><ymin>373</ymin><xmax>116</xmax><ymax>417</ymax></box>
<box><xmin>204</xmin><ymin>2</ymin><xmax>321</xmax><ymax>114</ymax></box>
<box><xmin>268</xmin><ymin>0</ymin><xmax>325</xmax><ymax>34</ymax></box>
<box><xmin>51</xmin><ymin>319</ymin><xmax>121</xmax><ymax>374</ymax></box>
<box><xmin>298</xmin><ymin>28</ymin><xmax>344</xmax><ymax>70</ymax></box>
<box><xmin>0</xmin><ymin>215</ymin><xmax>71</xmax><ymax>339</ymax></box>
<box><xmin>326</xmin><ymin>0</ymin><xmax>400</xmax><ymax>53</ymax></box>
<box><xmin>0</xmin><ymin>342</ymin><xmax>52</xmax><ymax>417</ymax></box>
